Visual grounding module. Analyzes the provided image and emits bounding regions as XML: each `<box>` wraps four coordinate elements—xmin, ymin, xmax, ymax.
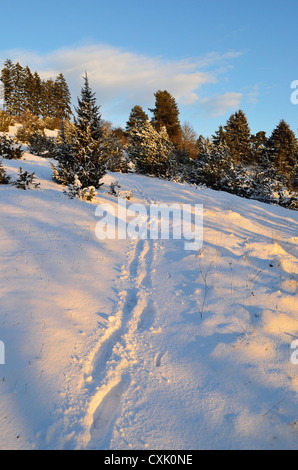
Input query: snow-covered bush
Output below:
<box><xmin>28</xmin><ymin>132</ymin><xmax>57</xmax><ymax>158</ymax></box>
<box><xmin>127</xmin><ymin>120</ymin><xmax>176</xmax><ymax>178</ymax></box>
<box><xmin>0</xmin><ymin>160</ymin><xmax>10</xmax><ymax>184</ymax></box>
<box><xmin>0</xmin><ymin>135</ymin><xmax>23</xmax><ymax>159</ymax></box>
<box><xmin>12</xmin><ymin>167</ymin><xmax>40</xmax><ymax>190</ymax></box>
<box><xmin>63</xmin><ymin>175</ymin><xmax>97</xmax><ymax>201</ymax></box>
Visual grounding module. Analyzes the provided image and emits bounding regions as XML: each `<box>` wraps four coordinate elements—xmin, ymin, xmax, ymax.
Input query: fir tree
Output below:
<box><xmin>149</xmin><ymin>90</ymin><xmax>182</xmax><ymax>148</ymax></box>
<box><xmin>53</xmin><ymin>74</ymin><xmax>107</xmax><ymax>191</ymax></box>
<box><xmin>212</xmin><ymin>125</ymin><xmax>226</xmax><ymax>147</ymax></box>
<box><xmin>267</xmin><ymin>120</ymin><xmax>297</xmax><ymax>178</ymax></box>
<box><xmin>10</xmin><ymin>62</ymin><xmax>26</xmax><ymax>116</ymax></box>
<box><xmin>53</xmin><ymin>73</ymin><xmax>72</xmax><ymax>120</ymax></box>
<box><xmin>126</xmin><ymin>105</ymin><xmax>149</xmax><ymax>133</ymax></box>
<box><xmin>224</xmin><ymin>110</ymin><xmax>252</xmax><ymax>164</ymax></box>
<box><xmin>250</xmin><ymin>131</ymin><xmax>267</xmax><ymax>164</ymax></box>
<box><xmin>1</xmin><ymin>59</ymin><xmax>14</xmax><ymax>114</ymax></box>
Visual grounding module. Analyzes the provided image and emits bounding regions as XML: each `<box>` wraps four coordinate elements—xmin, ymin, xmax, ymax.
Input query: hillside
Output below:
<box><xmin>0</xmin><ymin>151</ymin><xmax>297</xmax><ymax>450</ymax></box>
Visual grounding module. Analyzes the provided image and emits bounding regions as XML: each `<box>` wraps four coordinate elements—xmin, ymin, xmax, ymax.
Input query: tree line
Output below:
<box><xmin>0</xmin><ymin>61</ymin><xmax>297</xmax><ymax>209</ymax></box>
<box><xmin>0</xmin><ymin>59</ymin><xmax>71</xmax><ymax>120</ymax></box>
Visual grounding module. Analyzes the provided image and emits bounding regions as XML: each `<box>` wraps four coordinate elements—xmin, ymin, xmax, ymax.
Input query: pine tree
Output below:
<box><xmin>126</xmin><ymin>105</ymin><xmax>149</xmax><ymax>133</ymax></box>
<box><xmin>250</xmin><ymin>131</ymin><xmax>267</xmax><ymax>164</ymax></box>
<box><xmin>149</xmin><ymin>90</ymin><xmax>182</xmax><ymax>148</ymax></box>
<box><xmin>267</xmin><ymin>120</ymin><xmax>297</xmax><ymax>178</ymax></box>
<box><xmin>40</xmin><ymin>78</ymin><xmax>55</xmax><ymax>118</ymax></box>
<box><xmin>31</xmin><ymin>72</ymin><xmax>42</xmax><ymax>117</ymax></box>
<box><xmin>0</xmin><ymin>59</ymin><xmax>14</xmax><ymax>114</ymax></box>
<box><xmin>212</xmin><ymin>125</ymin><xmax>226</xmax><ymax>147</ymax></box>
<box><xmin>52</xmin><ymin>73</ymin><xmax>72</xmax><ymax>120</ymax></box>
<box><xmin>224</xmin><ymin>110</ymin><xmax>252</xmax><ymax>164</ymax></box>
<box><xmin>23</xmin><ymin>66</ymin><xmax>35</xmax><ymax>114</ymax></box>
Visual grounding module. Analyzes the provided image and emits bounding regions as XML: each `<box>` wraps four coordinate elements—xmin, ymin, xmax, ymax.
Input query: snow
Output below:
<box><xmin>0</xmin><ymin>152</ymin><xmax>297</xmax><ymax>450</ymax></box>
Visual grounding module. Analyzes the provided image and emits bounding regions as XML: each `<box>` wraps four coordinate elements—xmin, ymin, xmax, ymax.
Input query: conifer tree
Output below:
<box><xmin>23</xmin><ymin>66</ymin><xmax>35</xmax><ymax>114</ymax></box>
<box><xmin>149</xmin><ymin>90</ymin><xmax>182</xmax><ymax>148</ymax></box>
<box><xmin>0</xmin><ymin>59</ymin><xmax>14</xmax><ymax>114</ymax></box>
<box><xmin>53</xmin><ymin>73</ymin><xmax>72</xmax><ymax>120</ymax></box>
<box><xmin>224</xmin><ymin>110</ymin><xmax>252</xmax><ymax>164</ymax></box>
<box><xmin>10</xmin><ymin>62</ymin><xmax>26</xmax><ymax>116</ymax></box>
<box><xmin>126</xmin><ymin>105</ymin><xmax>149</xmax><ymax>133</ymax></box>
<box><xmin>267</xmin><ymin>120</ymin><xmax>297</xmax><ymax>177</ymax></box>
<box><xmin>0</xmin><ymin>160</ymin><xmax>10</xmax><ymax>184</ymax></box>
<box><xmin>128</xmin><ymin>119</ymin><xmax>175</xmax><ymax>177</ymax></box>
<box><xmin>53</xmin><ymin>73</ymin><xmax>107</xmax><ymax>190</ymax></box>
<box><xmin>250</xmin><ymin>131</ymin><xmax>267</xmax><ymax>164</ymax></box>
<box><xmin>212</xmin><ymin>125</ymin><xmax>226</xmax><ymax>147</ymax></box>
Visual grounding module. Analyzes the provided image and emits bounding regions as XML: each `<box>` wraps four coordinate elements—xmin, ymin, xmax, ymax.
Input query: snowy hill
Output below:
<box><xmin>0</xmin><ymin>152</ymin><xmax>297</xmax><ymax>450</ymax></box>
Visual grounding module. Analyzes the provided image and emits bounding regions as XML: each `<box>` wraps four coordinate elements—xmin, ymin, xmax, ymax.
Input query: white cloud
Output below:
<box><xmin>0</xmin><ymin>44</ymin><xmax>242</xmax><ymax>124</ymax></box>
<box><xmin>201</xmin><ymin>92</ymin><xmax>243</xmax><ymax>117</ymax></box>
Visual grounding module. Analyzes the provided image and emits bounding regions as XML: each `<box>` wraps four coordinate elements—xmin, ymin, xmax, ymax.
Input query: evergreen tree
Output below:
<box><xmin>128</xmin><ymin>119</ymin><xmax>175</xmax><ymax>177</ymax></box>
<box><xmin>0</xmin><ymin>59</ymin><xmax>14</xmax><ymax>114</ymax></box>
<box><xmin>10</xmin><ymin>62</ymin><xmax>26</xmax><ymax>116</ymax></box>
<box><xmin>0</xmin><ymin>160</ymin><xmax>10</xmax><ymax>184</ymax></box>
<box><xmin>149</xmin><ymin>90</ymin><xmax>182</xmax><ymax>148</ymax></box>
<box><xmin>267</xmin><ymin>120</ymin><xmax>297</xmax><ymax>178</ymax></box>
<box><xmin>224</xmin><ymin>110</ymin><xmax>252</xmax><ymax>164</ymax></box>
<box><xmin>212</xmin><ymin>125</ymin><xmax>226</xmax><ymax>147</ymax></box>
<box><xmin>23</xmin><ymin>66</ymin><xmax>35</xmax><ymax>114</ymax></box>
<box><xmin>53</xmin><ymin>73</ymin><xmax>72</xmax><ymax>120</ymax></box>
<box><xmin>192</xmin><ymin>139</ymin><xmax>236</xmax><ymax>191</ymax></box>
<box><xmin>250</xmin><ymin>131</ymin><xmax>267</xmax><ymax>164</ymax></box>
<box><xmin>53</xmin><ymin>73</ymin><xmax>107</xmax><ymax>190</ymax></box>
<box><xmin>40</xmin><ymin>78</ymin><xmax>55</xmax><ymax>118</ymax></box>
<box><xmin>126</xmin><ymin>105</ymin><xmax>149</xmax><ymax>133</ymax></box>
<box><xmin>0</xmin><ymin>134</ymin><xmax>23</xmax><ymax>159</ymax></box>
<box><xmin>31</xmin><ymin>72</ymin><xmax>43</xmax><ymax>117</ymax></box>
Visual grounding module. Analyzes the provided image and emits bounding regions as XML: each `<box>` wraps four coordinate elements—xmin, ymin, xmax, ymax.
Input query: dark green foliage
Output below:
<box><xmin>267</xmin><ymin>120</ymin><xmax>297</xmax><ymax>177</ymax></box>
<box><xmin>224</xmin><ymin>110</ymin><xmax>252</xmax><ymax>164</ymax></box>
<box><xmin>0</xmin><ymin>60</ymin><xmax>72</xmax><ymax>120</ymax></box>
<box><xmin>149</xmin><ymin>90</ymin><xmax>182</xmax><ymax>149</ymax></box>
<box><xmin>250</xmin><ymin>131</ymin><xmax>267</xmax><ymax>164</ymax></box>
<box><xmin>0</xmin><ymin>135</ymin><xmax>23</xmax><ymax>159</ymax></box>
<box><xmin>53</xmin><ymin>74</ymin><xmax>108</xmax><ymax>191</ymax></box>
<box><xmin>126</xmin><ymin>105</ymin><xmax>149</xmax><ymax>133</ymax></box>
<box><xmin>212</xmin><ymin>125</ymin><xmax>226</xmax><ymax>147</ymax></box>
<box><xmin>28</xmin><ymin>132</ymin><xmax>57</xmax><ymax>158</ymax></box>
<box><xmin>192</xmin><ymin>139</ymin><xmax>236</xmax><ymax>191</ymax></box>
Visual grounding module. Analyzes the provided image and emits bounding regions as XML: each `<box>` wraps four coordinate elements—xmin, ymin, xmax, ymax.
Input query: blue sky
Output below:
<box><xmin>0</xmin><ymin>0</ymin><xmax>297</xmax><ymax>137</ymax></box>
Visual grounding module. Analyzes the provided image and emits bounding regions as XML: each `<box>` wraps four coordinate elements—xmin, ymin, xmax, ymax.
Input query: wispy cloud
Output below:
<box><xmin>201</xmin><ymin>92</ymin><xmax>243</xmax><ymax>117</ymax></box>
<box><xmin>246</xmin><ymin>84</ymin><xmax>260</xmax><ymax>104</ymax></box>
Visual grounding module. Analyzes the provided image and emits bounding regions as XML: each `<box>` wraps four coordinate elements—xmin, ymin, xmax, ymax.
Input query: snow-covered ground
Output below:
<box><xmin>0</xmin><ymin>152</ymin><xmax>297</xmax><ymax>450</ymax></box>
